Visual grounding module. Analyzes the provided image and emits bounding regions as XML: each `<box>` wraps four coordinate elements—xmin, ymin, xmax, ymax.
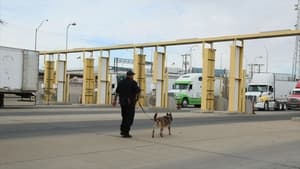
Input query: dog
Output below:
<box><xmin>152</xmin><ymin>112</ymin><xmax>173</xmax><ymax>138</ymax></box>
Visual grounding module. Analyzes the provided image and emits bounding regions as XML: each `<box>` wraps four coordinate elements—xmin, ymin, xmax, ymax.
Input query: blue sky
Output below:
<box><xmin>0</xmin><ymin>0</ymin><xmax>298</xmax><ymax>73</ymax></box>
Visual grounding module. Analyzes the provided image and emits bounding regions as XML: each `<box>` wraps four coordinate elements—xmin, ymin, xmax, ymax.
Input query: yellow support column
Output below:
<box><xmin>162</xmin><ymin>47</ymin><xmax>168</xmax><ymax>108</ymax></box>
<box><xmin>55</xmin><ymin>60</ymin><xmax>67</xmax><ymax>103</ymax></box>
<box><xmin>66</xmin><ymin>74</ymin><xmax>70</xmax><ymax>103</ymax></box>
<box><xmin>239</xmin><ymin>70</ymin><xmax>246</xmax><ymax>113</ymax></box>
<box><xmin>82</xmin><ymin>55</ymin><xmax>95</xmax><ymax>104</ymax></box>
<box><xmin>106</xmin><ymin>51</ymin><xmax>112</xmax><ymax>104</ymax></box>
<box><xmin>107</xmin><ymin>73</ymin><xmax>112</xmax><ymax>104</ymax></box>
<box><xmin>97</xmin><ymin>51</ymin><xmax>110</xmax><ymax>104</ymax></box>
<box><xmin>152</xmin><ymin>50</ymin><xmax>157</xmax><ymax>84</ymax></box>
<box><xmin>134</xmin><ymin>49</ymin><xmax>146</xmax><ymax>106</ymax></box>
<box><xmin>228</xmin><ymin>41</ymin><xmax>244</xmax><ymax>112</ymax></box>
<box><xmin>44</xmin><ymin>60</ymin><xmax>55</xmax><ymax>104</ymax></box>
<box><xmin>153</xmin><ymin>47</ymin><xmax>166</xmax><ymax>108</ymax></box>
<box><xmin>163</xmin><ymin>67</ymin><xmax>169</xmax><ymax>108</ymax></box>
<box><xmin>201</xmin><ymin>44</ymin><xmax>216</xmax><ymax>112</ymax></box>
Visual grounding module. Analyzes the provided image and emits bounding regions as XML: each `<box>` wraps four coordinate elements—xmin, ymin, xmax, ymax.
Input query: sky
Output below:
<box><xmin>0</xmin><ymin>0</ymin><xmax>298</xmax><ymax>73</ymax></box>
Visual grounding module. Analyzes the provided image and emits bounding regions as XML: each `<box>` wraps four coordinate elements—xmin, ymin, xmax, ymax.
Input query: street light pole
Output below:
<box><xmin>181</xmin><ymin>53</ymin><xmax>191</xmax><ymax>74</ymax></box>
<box><xmin>189</xmin><ymin>45</ymin><xmax>198</xmax><ymax>72</ymax></box>
<box><xmin>255</xmin><ymin>56</ymin><xmax>264</xmax><ymax>73</ymax></box>
<box><xmin>34</xmin><ymin>19</ymin><xmax>48</xmax><ymax>51</ymax></box>
<box><xmin>65</xmin><ymin>22</ymin><xmax>76</xmax><ymax>61</ymax></box>
<box><xmin>264</xmin><ymin>45</ymin><xmax>269</xmax><ymax>72</ymax></box>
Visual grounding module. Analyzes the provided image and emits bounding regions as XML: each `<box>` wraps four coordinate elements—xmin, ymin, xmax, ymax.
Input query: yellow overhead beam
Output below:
<box><xmin>40</xmin><ymin>29</ymin><xmax>300</xmax><ymax>55</ymax></box>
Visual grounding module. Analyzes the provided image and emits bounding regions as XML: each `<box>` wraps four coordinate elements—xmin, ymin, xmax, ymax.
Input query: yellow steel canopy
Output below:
<box><xmin>40</xmin><ymin>29</ymin><xmax>300</xmax><ymax>55</ymax></box>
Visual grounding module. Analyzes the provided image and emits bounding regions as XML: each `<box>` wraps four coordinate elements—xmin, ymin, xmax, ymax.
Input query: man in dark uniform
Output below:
<box><xmin>112</xmin><ymin>70</ymin><xmax>141</xmax><ymax>138</ymax></box>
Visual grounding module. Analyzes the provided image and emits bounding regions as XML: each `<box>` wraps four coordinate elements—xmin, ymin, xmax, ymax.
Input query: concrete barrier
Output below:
<box><xmin>245</xmin><ymin>98</ymin><xmax>255</xmax><ymax>114</ymax></box>
<box><xmin>214</xmin><ymin>96</ymin><xmax>228</xmax><ymax>111</ymax></box>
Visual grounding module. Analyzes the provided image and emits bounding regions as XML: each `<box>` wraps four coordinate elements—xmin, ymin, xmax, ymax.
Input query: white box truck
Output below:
<box><xmin>245</xmin><ymin>72</ymin><xmax>296</xmax><ymax>110</ymax></box>
<box><xmin>0</xmin><ymin>46</ymin><xmax>39</xmax><ymax>107</ymax></box>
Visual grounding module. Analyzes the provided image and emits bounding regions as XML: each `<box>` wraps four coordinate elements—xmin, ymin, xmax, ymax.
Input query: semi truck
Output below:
<box><xmin>245</xmin><ymin>72</ymin><xmax>296</xmax><ymax>110</ymax></box>
<box><xmin>287</xmin><ymin>81</ymin><xmax>300</xmax><ymax>110</ymax></box>
<box><xmin>168</xmin><ymin>73</ymin><xmax>221</xmax><ymax>107</ymax></box>
<box><xmin>0</xmin><ymin>46</ymin><xmax>39</xmax><ymax>107</ymax></box>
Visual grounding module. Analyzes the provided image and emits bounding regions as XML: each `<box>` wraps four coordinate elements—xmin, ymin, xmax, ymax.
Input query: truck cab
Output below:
<box><xmin>246</xmin><ymin>73</ymin><xmax>296</xmax><ymax>111</ymax></box>
<box><xmin>287</xmin><ymin>81</ymin><xmax>300</xmax><ymax>110</ymax></box>
<box><xmin>246</xmin><ymin>83</ymin><xmax>274</xmax><ymax>110</ymax></box>
<box><xmin>168</xmin><ymin>73</ymin><xmax>202</xmax><ymax>107</ymax></box>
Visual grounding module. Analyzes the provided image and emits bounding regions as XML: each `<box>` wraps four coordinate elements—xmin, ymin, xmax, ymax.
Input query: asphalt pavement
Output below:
<box><xmin>0</xmin><ymin>107</ymin><xmax>299</xmax><ymax>169</ymax></box>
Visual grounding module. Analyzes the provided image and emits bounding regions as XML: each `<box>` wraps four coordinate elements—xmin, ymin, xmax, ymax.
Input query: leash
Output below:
<box><xmin>137</xmin><ymin>102</ymin><xmax>154</xmax><ymax>121</ymax></box>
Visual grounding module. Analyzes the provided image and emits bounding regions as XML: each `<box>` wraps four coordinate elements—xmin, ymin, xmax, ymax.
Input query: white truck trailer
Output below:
<box><xmin>0</xmin><ymin>46</ymin><xmax>39</xmax><ymax>107</ymax></box>
<box><xmin>245</xmin><ymin>72</ymin><xmax>296</xmax><ymax>110</ymax></box>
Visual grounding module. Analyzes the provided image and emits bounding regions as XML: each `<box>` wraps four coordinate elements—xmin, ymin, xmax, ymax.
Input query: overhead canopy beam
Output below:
<box><xmin>40</xmin><ymin>29</ymin><xmax>300</xmax><ymax>55</ymax></box>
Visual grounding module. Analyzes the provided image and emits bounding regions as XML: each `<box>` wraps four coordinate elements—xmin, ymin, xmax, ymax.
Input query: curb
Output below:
<box><xmin>291</xmin><ymin>117</ymin><xmax>300</xmax><ymax>121</ymax></box>
<box><xmin>192</xmin><ymin>110</ymin><xmax>254</xmax><ymax>115</ymax></box>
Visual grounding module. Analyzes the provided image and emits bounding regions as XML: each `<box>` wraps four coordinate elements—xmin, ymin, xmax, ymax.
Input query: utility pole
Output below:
<box><xmin>181</xmin><ymin>53</ymin><xmax>191</xmax><ymax>74</ymax></box>
<box><xmin>293</xmin><ymin>0</ymin><xmax>300</xmax><ymax>80</ymax></box>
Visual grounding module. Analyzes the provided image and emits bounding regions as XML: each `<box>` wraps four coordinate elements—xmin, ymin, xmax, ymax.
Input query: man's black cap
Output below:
<box><xmin>126</xmin><ymin>70</ymin><xmax>135</xmax><ymax>76</ymax></box>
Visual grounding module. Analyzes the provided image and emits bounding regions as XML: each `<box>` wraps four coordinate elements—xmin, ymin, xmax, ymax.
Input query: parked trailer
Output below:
<box><xmin>245</xmin><ymin>73</ymin><xmax>296</xmax><ymax>111</ymax></box>
<box><xmin>0</xmin><ymin>46</ymin><xmax>39</xmax><ymax>107</ymax></box>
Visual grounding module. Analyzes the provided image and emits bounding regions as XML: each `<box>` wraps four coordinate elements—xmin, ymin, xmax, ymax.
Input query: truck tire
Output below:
<box><xmin>182</xmin><ymin>98</ymin><xmax>189</xmax><ymax>108</ymax></box>
<box><xmin>0</xmin><ymin>93</ymin><xmax>4</xmax><ymax>108</ymax></box>
<box><xmin>278</xmin><ymin>103</ymin><xmax>283</xmax><ymax>111</ymax></box>
<box><xmin>264</xmin><ymin>102</ymin><xmax>269</xmax><ymax>111</ymax></box>
<box><xmin>276</xmin><ymin>103</ymin><xmax>286</xmax><ymax>111</ymax></box>
<box><xmin>281</xmin><ymin>104</ymin><xmax>286</xmax><ymax>110</ymax></box>
<box><xmin>274</xmin><ymin>102</ymin><xmax>280</xmax><ymax>111</ymax></box>
<box><xmin>195</xmin><ymin>104</ymin><xmax>201</xmax><ymax>108</ymax></box>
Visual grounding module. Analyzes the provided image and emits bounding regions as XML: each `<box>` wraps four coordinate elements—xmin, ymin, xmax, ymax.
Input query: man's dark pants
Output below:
<box><xmin>120</xmin><ymin>103</ymin><xmax>135</xmax><ymax>135</ymax></box>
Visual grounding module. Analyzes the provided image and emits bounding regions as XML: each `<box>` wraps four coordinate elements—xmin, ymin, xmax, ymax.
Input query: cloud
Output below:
<box><xmin>0</xmin><ymin>0</ymin><xmax>298</xmax><ymax>73</ymax></box>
